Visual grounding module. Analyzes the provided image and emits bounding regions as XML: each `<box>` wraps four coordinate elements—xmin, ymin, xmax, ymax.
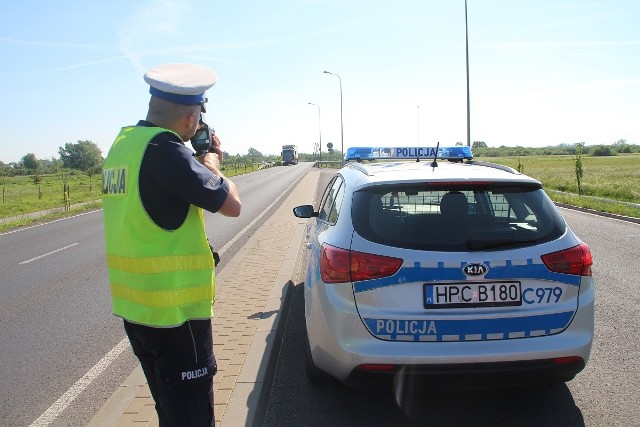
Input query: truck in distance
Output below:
<box><xmin>282</xmin><ymin>145</ymin><xmax>299</xmax><ymax>165</ymax></box>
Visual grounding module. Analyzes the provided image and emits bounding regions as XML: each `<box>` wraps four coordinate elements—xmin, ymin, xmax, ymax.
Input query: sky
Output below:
<box><xmin>1</xmin><ymin>0</ymin><xmax>639</xmax><ymax>163</ymax></box>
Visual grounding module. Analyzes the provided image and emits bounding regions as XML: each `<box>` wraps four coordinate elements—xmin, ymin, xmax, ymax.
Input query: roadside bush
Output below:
<box><xmin>591</xmin><ymin>145</ymin><xmax>616</xmax><ymax>157</ymax></box>
<box><xmin>616</xmin><ymin>145</ymin><xmax>632</xmax><ymax>154</ymax></box>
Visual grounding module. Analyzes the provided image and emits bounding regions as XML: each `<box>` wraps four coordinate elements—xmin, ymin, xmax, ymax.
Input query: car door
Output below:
<box><xmin>305</xmin><ymin>174</ymin><xmax>346</xmax><ymax>291</ymax></box>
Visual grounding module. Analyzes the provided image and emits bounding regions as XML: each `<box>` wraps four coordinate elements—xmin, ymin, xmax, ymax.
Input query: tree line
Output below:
<box><xmin>2</xmin><ymin>139</ymin><xmax>638</xmax><ymax>178</ymax></box>
<box><xmin>468</xmin><ymin>139</ymin><xmax>639</xmax><ymax>157</ymax></box>
<box><xmin>1</xmin><ymin>140</ymin><xmax>104</xmax><ymax>177</ymax></box>
<box><xmin>0</xmin><ymin>141</ymin><xmax>284</xmax><ymax>177</ymax></box>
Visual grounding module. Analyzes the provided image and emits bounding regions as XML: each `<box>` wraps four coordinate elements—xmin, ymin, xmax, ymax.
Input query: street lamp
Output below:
<box><xmin>308</xmin><ymin>102</ymin><xmax>322</xmax><ymax>161</ymax></box>
<box><xmin>323</xmin><ymin>70</ymin><xmax>343</xmax><ymax>164</ymax></box>
<box><xmin>465</xmin><ymin>0</ymin><xmax>471</xmax><ymax>147</ymax></box>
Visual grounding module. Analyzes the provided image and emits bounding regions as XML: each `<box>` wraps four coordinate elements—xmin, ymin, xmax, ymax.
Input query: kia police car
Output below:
<box><xmin>293</xmin><ymin>146</ymin><xmax>594</xmax><ymax>390</ymax></box>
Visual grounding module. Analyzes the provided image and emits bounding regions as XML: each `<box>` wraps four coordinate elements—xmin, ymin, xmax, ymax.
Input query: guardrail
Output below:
<box><xmin>257</xmin><ymin>162</ymin><xmax>275</xmax><ymax>170</ymax></box>
<box><xmin>313</xmin><ymin>161</ymin><xmax>343</xmax><ymax>169</ymax></box>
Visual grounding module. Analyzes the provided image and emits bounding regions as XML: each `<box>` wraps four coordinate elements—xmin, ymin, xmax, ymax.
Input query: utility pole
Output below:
<box><xmin>465</xmin><ymin>0</ymin><xmax>471</xmax><ymax>147</ymax></box>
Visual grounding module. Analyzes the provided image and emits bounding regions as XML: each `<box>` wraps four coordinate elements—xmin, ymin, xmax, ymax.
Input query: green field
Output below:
<box><xmin>1</xmin><ymin>155</ymin><xmax>638</xmax><ymax>232</ymax></box>
<box><xmin>0</xmin><ymin>163</ymin><xmax>263</xmax><ymax>231</ymax></box>
<box><xmin>477</xmin><ymin>154</ymin><xmax>640</xmax><ymax>218</ymax></box>
<box><xmin>480</xmin><ymin>154</ymin><xmax>640</xmax><ymax>203</ymax></box>
<box><xmin>0</xmin><ymin>172</ymin><xmax>100</xmax><ymax>217</ymax></box>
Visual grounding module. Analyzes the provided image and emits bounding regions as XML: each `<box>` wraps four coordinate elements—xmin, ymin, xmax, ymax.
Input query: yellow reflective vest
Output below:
<box><xmin>102</xmin><ymin>126</ymin><xmax>215</xmax><ymax>327</ymax></box>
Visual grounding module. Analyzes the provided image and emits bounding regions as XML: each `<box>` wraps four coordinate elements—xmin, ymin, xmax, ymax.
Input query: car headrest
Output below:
<box><xmin>440</xmin><ymin>191</ymin><xmax>468</xmax><ymax>218</ymax></box>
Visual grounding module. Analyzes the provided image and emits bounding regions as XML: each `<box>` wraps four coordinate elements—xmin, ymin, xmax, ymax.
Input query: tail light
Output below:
<box><xmin>320</xmin><ymin>244</ymin><xmax>403</xmax><ymax>284</ymax></box>
<box><xmin>541</xmin><ymin>243</ymin><xmax>592</xmax><ymax>276</ymax></box>
<box><xmin>320</xmin><ymin>245</ymin><xmax>350</xmax><ymax>283</ymax></box>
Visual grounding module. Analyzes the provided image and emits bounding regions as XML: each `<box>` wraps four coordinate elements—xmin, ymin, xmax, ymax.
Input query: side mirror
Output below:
<box><xmin>293</xmin><ymin>205</ymin><xmax>318</xmax><ymax>218</ymax></box>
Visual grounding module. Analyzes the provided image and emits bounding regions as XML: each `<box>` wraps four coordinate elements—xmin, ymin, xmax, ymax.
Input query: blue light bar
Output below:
<box><xmin>345</xmin><ymin>146</ymin><xmax>473</xmax><ymax>161</ymax></box>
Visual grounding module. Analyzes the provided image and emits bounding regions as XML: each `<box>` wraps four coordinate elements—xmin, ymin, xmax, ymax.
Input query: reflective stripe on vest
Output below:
<box><xmin>106</xmin><ymin>253</ymin><xmax>213</xmax><ymax>275</ymax></box>
<box><xmin>110</xmin><ymin>283</ymin><xmax>213</xmax><ymax>308</ymax></box>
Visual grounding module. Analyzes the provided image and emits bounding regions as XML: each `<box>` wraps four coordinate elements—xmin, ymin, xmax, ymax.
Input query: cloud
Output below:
<box><xmin>478</xmin><ymin>40</ymin><xmax>640</xmax><ymax>61</ymax></box>
<box><xmin>113</xmin><ymin>0</ymin><xmax>294</xmax><ymax>72</ymax></box>
<box><xmin>533</xmin><ymin>2</ymin><xmax>610</xmax><ymax>11</ymax></box>
<box><xmin>0</xmin><ymin>55</ymin><xmax>130</xmax><ymax>76</ymax></box>
<box><xmin>0</xmin><ymin>37</ymin><xmax>287</xmax><ymax>77</ymax></box>
<box><xmin>116</xmin><ymin>0</ymin><xmax>191</xmax><ymax>73</ymax></box>
<box><xmin>481</xmin><ymin>40</ymin><xmax>640</xmax><ymax>49</ymax></box>
<box><xmin>0</xmin><ymin>37</ymin><xmax>114</xmax><ymax>51</ymax></box>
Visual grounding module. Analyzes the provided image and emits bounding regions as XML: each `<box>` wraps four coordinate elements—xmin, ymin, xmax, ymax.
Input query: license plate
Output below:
<box><xmin>423</xmin><ymin>282</ymin><xmax>522</xmax><ymax>309</ymax></box>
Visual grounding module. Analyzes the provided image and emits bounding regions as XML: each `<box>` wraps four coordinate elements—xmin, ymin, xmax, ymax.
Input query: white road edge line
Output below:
<box><xmin>29</xmin><ymin>338</ymin><xmax>131</xmax><ymax>427</ymax></box>
<box><xmin>0</xmin><ymin>210</ymin><xmax>101</xmax><ymax>236</ymax></box>
<box><xmin>19</xmin><ymin>243</ymin><xmax>80</xmax><ymax>265</ymax></box>
<box><xmin>557</xmin><ymin>206</ymin><xmax>640</xmax><ymax>225</ymax></box>
<box><xmin>28</xmin><ymin>167</ymin><xmax>307</xmax><ymax>426</ymax></box>
<box><xmin>217</xmin><ymin>172</ymin><xmax>304</xmax><ymax>256</ymax></box>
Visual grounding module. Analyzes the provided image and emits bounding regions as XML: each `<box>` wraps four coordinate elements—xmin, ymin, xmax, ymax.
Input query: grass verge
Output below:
<box><xmin>0</xmin><ymin>201</ymin><xmax>102</xmax><ymax>233</ymax></box>
<box><xmin>1</xmin><ymin>160</ymin><xmax>638</xmax><ymax>233</ymax></box>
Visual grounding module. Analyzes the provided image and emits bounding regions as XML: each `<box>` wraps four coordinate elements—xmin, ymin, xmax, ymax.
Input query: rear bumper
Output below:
<box><xmin>306</xmin><ymin>279</ymin><xmax>594</xmax><ymax>387</ymax></box>
<box><xmin>344</xmin><ymin>357</ymin><xmax>585</xmax><ymax>390</ymax></box>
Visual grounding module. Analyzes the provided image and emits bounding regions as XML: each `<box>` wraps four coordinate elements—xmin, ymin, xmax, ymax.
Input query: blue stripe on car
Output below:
<box><xmin>364</xmin><ymin>311</ymin><xmax>574</xmax><ymax>342</ymax></box>
<box><xmin>354</xmin><ymin>259</ymin><xmax>580</xmax><ymax>293</ymax></box>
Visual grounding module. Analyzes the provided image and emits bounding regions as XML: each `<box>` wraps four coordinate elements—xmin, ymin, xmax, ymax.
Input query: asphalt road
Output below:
<box><xmin>263</xmin><ymin>171</ymin><xmax>640</xmax><ymax>427</ymax></box>
<box><xmin>0</xmin><ymin>162</ymin><xmax>313</xmax><ymax>427</ymax></box>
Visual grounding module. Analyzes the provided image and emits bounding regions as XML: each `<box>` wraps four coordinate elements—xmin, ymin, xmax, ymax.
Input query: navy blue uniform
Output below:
<box><xmin>124</xmin><ymin>120</ymin><xmax>228</xmax><ymax>426</ymax></box>
<box><xmin>137</xmin><ymin>120</ymin><xmax>229</xmax><ymax>230</ymax></box>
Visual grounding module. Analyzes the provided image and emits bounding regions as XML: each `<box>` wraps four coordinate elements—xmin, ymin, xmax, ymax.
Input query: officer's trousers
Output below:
<box><xmin>124</xmin><ymin>319</ymin><xmax>217</xmax><ymax>427</ymax></box>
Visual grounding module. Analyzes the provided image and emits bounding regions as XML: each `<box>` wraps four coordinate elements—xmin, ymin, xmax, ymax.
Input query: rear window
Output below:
<box><xmin>352</xmin><ymin>183</ymin><xmax>566</xmax><ymax>251</ymax></box>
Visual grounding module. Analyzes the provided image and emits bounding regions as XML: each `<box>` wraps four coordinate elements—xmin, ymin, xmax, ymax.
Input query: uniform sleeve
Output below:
<box><xmin>144</xmin><ymin>136</ymin><xmax>229</xmax><ymax>214</ymax></box>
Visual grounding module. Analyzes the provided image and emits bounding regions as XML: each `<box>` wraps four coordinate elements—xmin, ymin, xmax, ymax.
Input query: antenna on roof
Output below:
<box><xmin>431</xmin><ymin>142</ymin><xmax>440</xmax><ymax>168</ymax></box>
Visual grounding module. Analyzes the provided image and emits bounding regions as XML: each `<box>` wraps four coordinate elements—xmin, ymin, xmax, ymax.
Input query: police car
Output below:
<box><xmin>293</xmin><ymin>146</ymin><xmax>594</xmax><ymax>390</ymax></box>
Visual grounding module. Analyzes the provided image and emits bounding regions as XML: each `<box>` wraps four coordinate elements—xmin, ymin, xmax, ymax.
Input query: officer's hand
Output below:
<box><xmin>201</xmin><ymin>152</ymin><xmax>222</xmax><ymax>175</ymax></box>
<box><xmin>209</xmin><ymin>132</ymin><xmax>223</xmax><ymax>163</ymax></box>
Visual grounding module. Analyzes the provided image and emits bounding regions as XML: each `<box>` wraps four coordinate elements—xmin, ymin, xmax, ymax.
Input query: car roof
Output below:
<box><xmin>340</xmin><ymin>160</ymin><xmax>542</xmax><ymax>189</ymax></box>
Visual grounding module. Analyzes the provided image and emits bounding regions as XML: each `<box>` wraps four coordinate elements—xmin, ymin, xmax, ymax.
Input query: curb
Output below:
<box><xmin>555</xmin><ymin>202</ymin><xmax>640</xmax><ymax>224</ymax></box>
<box><xmin>220</xmin><ymin>172</ymin><xmax>314</xmax><ymax>427</ymax></box>
<box><xmin>87</xmin><ymin>169</ymin><xmax>319</xmax><ymax>427</ymax></box>
<box><xmin>220</xmin><ymin>279</ymin><xmax>293</xmax><ymax>427</ymax></box>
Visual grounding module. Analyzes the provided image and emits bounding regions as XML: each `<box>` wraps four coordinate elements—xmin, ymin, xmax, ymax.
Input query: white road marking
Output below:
<box><xmin>29</xmin><ymin>338</ymin><xmax>130</xmax><ymax>427</ymax></box>
<box><xmin>19</xmin><ymin>243</ymin><xmax>80</xmax><ymax>265</ymax></box>
<box><xmin>218</xmin><ymin>173</ymin><xmax>302</xmax><ymax>256</ymax></box>
<box><xmin>558</xmin><ymin>206</ymin><xmax>640</xmax><ymax>225</ymax></box>
<box><xmin>0</xmin><ymin>210</ymin><xmax>101</xmax><ymax>236</ymax></box>
<box><xmin>23</xmin><ymin>187</ymin><xmax>287</xmax><ymax>423</ymax></box>
<box><xmin>25</xmin><ymin>169</ymin><xmax>307</xmax><ymax>426</ymax></box>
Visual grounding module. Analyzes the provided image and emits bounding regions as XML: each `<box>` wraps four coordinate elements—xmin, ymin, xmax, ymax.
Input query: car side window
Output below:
<box><xmin>318</xmin><ymin>175</ymin><xmax>345</xmax><ymax>224</ymax></box>
<box><xmin>317</xmin><ymin>177</ymin><xmax>337</xmax><ymax>222</ymax></box>
<box><xmin>327</xmin><ymin>179</ymin><xmax>346</xmax><ymax>224</ymax></box>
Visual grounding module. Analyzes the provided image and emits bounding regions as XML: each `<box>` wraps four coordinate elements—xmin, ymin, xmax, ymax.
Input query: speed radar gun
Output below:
<box><xmin>189</xmin><ymin>114</ymin><xmax>220</xmax><ymax>265</ymax></box>
<box><xmin>190</xmin><ymin>118</ymin><xmax>215</xmax><ymax>157</ymax></box>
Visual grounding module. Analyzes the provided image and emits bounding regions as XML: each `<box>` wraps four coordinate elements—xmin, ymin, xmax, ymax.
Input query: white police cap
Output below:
<box><xmin>144</xmin><ymin>63</ymin><xmax>218</xmax><ymax>106</ymax></box>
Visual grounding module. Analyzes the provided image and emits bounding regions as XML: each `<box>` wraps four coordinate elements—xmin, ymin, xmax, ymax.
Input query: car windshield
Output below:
<box><xmin>352</xmin><ymin>183</ymin><xmax>566</xmax><ymax>252</ymax></box>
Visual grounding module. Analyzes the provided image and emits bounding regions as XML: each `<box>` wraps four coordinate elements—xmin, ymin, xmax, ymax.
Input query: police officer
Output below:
<box><xmin>102</xmin><ymin>63</ymin><xmax>241</xmax><ymax>426</ymax></box>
